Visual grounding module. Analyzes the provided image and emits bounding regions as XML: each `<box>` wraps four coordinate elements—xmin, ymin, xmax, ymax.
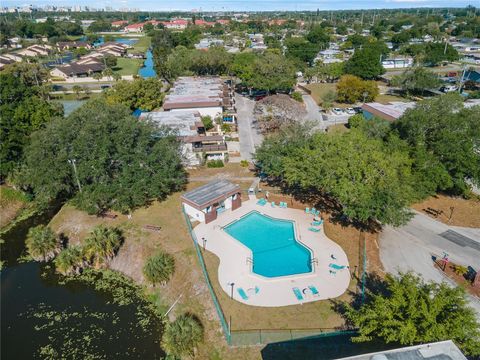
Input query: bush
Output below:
<box><xmin>221</xmin><ymin>123</ymin><xmax>232</xmax><ymax>133</ymax></box>
<box><xmin>347</xmin><ymin>114</ymin><xmax>366</xmax><ymax>129</ymax></box>
<box><xmin>201</xmin><ymin>115</ymin><xmax>214</xmax><ymax>130</ymax></box>
<box><xmin>25</xmin><ymin>225</ymin><xmax>58</xmax><ymax>262</ymax></box>
<box><xmin>240</xmin><ymin>160</ymin><xmax>249</xmax><ymax>167</ymax></box>
<box><xmin>143</xmin><ymin>251</ymin><xmax>175</xmax><ymax>285</ymax></box>
<box><xmin>336</xmin><ymin>75</ymin><xmax>379</xmax><ymax>104</ymax></box>
<box><xmin>206</xmin><ymin>160</ymin><xmax>224</xmax><ymax>168</ymax></box>
<box><xmin>162</xmin><ymin>313</ymin><xmax>204</xmax><ymax>358</ymax></box>
<box><xmin>291</xmin><ymin>91</ymin><xmax>303</xmax><ymax>103</ymax></box>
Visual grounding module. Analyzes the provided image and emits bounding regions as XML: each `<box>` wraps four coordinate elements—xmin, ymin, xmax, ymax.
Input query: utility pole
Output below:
<box><xmin>68</xmin><ymin>159</ymin><xmax>82</xmax><ymax>193</ymax></box>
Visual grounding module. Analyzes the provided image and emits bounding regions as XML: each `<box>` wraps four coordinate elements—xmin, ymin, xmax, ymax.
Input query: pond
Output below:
<box><xmin>93</xmin><ymin>37</ymin><xmax>139</xmax><ymax>47</ymax></box>
<box><xmin>139</xmin><ymin>50</ymin><xmax>157</xmax><ymax>78</ymax></box>
<box><xmin>57</xmin><ymin>100</ymin><xmax>87</xmax><ymax>117</ymax></box>
<box><xmin>1</xmin><ymin>209</ymin><xmax>165</xmax><ymax>359</ymax></box>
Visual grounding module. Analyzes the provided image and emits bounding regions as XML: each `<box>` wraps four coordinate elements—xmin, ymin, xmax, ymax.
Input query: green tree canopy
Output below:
<box><xmin>345</xmin><ymin>46</ymin><xmax>385</xmax><ymax>80</ymax></box>
<box><xmin>391</xmin><ymin>67</ymin><xmax>442</xmax><ymax>95</ymax></box>
<box><xmin>336</xmin><ymin>75</ymin><xmax>379</xmax><ymax>103</ymax></box>
<box><xmin>346</xmin><ymin>272</ymin><xmax>480</xmax><ymax>356</ymax></box>
<box><xmin>83</xmin><ymin>226</ymin><xmax>123</xmax><ymax>268</ymax></box>
<box><xmin>25</xmin><ymin>225</ymin><xmax>59</xmax><ymax>262</ymax></box>
<box><xmin>54</xmin><ymin>245</ymin><xmax>84</xmax><ymax>275</ymax></box>
<box><xmin>306</xmin><ymin>25</ymin><xmax>330</xmax><ymax>48</ymax></box>
<box><xmin>241</xmin><ymin>52</ymin><xmax>296</xmax><ymax>92</ymax></box>
<box><xmin>162</xmin><ymin>313</ymin><xmax>204</xmax><ymax>358</ymax></box>
<box><xmin>143</xmin><ymin>251</ymin><xmax>175</xmax><ymax>285</ymax></box>
<box><xmin>285</xmin><ymin>37</ymin><xmax>319</xmax><ymax>65</ymax></box>
<box><xmin>105</xmin><ymin>78</ymin><xmax>164</xmax><ymax>111</ymax></box>
<box><xmin>0</xmin><ymin>65</ymin><xmax>62</xmax><ymax>180</ymax></box>
<box><xmin>20</xmin><ymin>98</ymin><xmax>187</xmax><ymax>213</ymax></box>
<box><xmin>395</xmin><ymin>94</ymin><xmax>480</xmax><ymax>195</ymax></box>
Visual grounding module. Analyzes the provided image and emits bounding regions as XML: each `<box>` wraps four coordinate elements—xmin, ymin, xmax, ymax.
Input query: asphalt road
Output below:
<box><xmin>235</xmin><ymin>93</ymin><xmax>263</xmax><ymax>161</ymax></box>
<box><xmin>380</xmin><ymin>210</ymin><xmax>480</xmax><ymax>316</ymax></box>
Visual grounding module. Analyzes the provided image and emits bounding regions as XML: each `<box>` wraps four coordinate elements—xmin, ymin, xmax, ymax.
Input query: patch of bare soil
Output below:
<box><xmin>254</xmin><ymin>94</ymin><xmax>307</xmax><ymax>133</ymax></box>
<box><xmin>0</xmin><ymin>201</ymin><xmax>25</xmax><ymax>228</ymax></box>
<box><xmin>433</xmin><ymin>259</ymin><xmax>480</xmax><ymax>298</ymax></box>
<box><xmin>412</xmin><ymin>194</ymin><xmax>480</xmax><ymax>228</ymax></box>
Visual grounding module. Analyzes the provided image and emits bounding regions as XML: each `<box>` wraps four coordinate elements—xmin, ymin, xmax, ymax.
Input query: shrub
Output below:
<box><xmin>25</xmin><ymin>225</ymin><xmax>58</xmax><ymax>262</ymax></box>
<box><xmin>221</xmin><ymin>123</ymin><xmax>232</xmax><ymax>133</ymax></box>
<box><xmin>143</xmin><ymin>251</ymin><xmax>175</xmax><ymax>285</ymax></box>
<box><xmin>54</xmin><ymin>245</ymin><xmax>85</xmax><ymax>275</ymax></box>
<box><xmin>162</xmin><ymin>313</ymin><xmax>204</xmax><ymax>358</ymax></box>
<box><xmin>201</xmin><ymin>115</ymin><xmax>214</xmax><ymax>130</ymax></box>
<box><xmin>240</xmin><ymin>160</ymin><xmax>249</xmax><ymax>167</ymax></box>
<box><xmin>291</xmin><ymin>91</ymin><xmax>303</xmax><ymax>103</ymax></box>
<box><xmin>206</xmin><ymin>160</ymin><xmax>224</xmax><ymax>168</ymax></box>
<box><xmin>336</xmin><ymin>75</ymin><xmax>379</xmax><ymax>104</ymax></box>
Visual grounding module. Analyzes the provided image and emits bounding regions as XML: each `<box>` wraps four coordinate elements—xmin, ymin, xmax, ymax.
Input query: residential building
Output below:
<box><xmin>338</xmin><ymin>340</ymin><xmax>466</xmax><ymax>360</ymax></box>
<box><xmin>163</xmin><ymin>76</ymin><xmax>236</xmax><ymax>120</ymax></box>
<box><xmin>124</xmin><ymin>23</ymin><xmax>144</xmax><ymax>33</ymax></box>
<box><xmin>50</xmin><ymin>59</ymin><xmax>105</xmax><ymax>78</ymax></box>
<box><xmin>195</xmin><ymin>38</ymin><xmax>225</xmax><ymax>50</ymax></box>
<box><xmin>181</xmin><ymin>180</ymin><xmax>242</xmax><ymax>224</ymax></box>
<box><xmin>17</xmin><ymin>44</ymin><xmax>52</xmax><ymax>57</ymax></box>
<box><xmin>139</xmin><ymin>110</ymin><xmax>228</xmax><ymax>166</ymax></box>
<box><xmin>111</xmin><ymin>20</ymin><xmax>128</xmax><ymax>28</ymax></box>
<box><xmin>381</xmin><ymin>57</ymin><xmax>414</xmax><ymax>69</ymax></box>
<box><xmin>57</xmin><ymin>41</ymin><xmax>92</xmax><ymax>51</ymax></box>
<box><xmin>362</xmin><ymin>102</ymin><xmax>416</xmax><ymax>122</ymax></box>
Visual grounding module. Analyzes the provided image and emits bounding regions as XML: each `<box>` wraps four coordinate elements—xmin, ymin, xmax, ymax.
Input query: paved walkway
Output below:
<box><xmin>235</xmin><ymin>94</ymin><xmax>263</xmax><ymax>161</ymax></box>
<box><xmin>380</xmin><ymin>210</ymin><xmax>480</xmax><ymax>317</ymax></box>
<box><xmin>193</xmin><ymin>199</ymin><xmax>350</xmax><ymax>307</ymax></box>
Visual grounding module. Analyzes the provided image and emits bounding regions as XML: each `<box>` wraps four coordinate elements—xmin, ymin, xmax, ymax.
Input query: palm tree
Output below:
<box><xmin>72</xmin><ymin>85</ymin><xmax>82</xmax><ymax>100</ymax></box>
<box><xmin>54</xmin><ymin>245</ymin><xmax>84</xmax><ymax>275</ymax></box>
<box><xmin>162</xmin><ymin>313</ymin><xmax>204</xmax><ymax>358</ymax></box>
<box><xmin>143</xmin><ymin>251</ymin><xmax>175</xmax><ymax>285</ymax></box>
<box><xmin>25</xmin><ymin>225</ymin><xmax>58</xmax><ymax>262</ymax></box>
<box><xmin>83</xmin><ymin>226</ymin><xmax>123</xmax><ymax>268</ymax></box>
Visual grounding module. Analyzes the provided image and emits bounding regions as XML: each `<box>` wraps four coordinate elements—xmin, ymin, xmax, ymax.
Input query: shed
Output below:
<box><xmin>182</xmin><ymin>180</ymin><xmax>241</xmax><ymax>224</ymax></box>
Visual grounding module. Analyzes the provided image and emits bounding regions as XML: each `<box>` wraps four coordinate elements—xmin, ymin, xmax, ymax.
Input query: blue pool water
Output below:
<box><xmin>223</xmin><ymin>211</ymin><xmax>312</xmax><ymax>278</ymax></box>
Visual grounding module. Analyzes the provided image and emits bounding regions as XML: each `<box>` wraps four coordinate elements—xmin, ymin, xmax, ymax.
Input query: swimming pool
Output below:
<box><xmin>223</xmin><ymin>211</ymin><xmax>312</xmax><ymax>278</ymax></box>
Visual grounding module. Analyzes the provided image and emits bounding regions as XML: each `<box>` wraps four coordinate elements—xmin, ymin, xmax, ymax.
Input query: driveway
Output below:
<box><xmin>380</xmin><ymin>210</ymin><xmax>480</xmax><ymax>316</ymax></box>
<box><xmin>235</xmin><ymin>93</ymin><xmax>263</xmax><ymax>161</ymax></box>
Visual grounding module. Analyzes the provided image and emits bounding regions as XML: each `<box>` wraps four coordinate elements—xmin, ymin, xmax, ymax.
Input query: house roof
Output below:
<box><xmin>139</xmin><ymin>110</ymin><xmax>202</xmax><ymax>136</ymax></box>
<box><xmin>338</xmin><ymin>341</ymin><xmax>467</xmax><ymax>360</ymax></box>
<box><xmin>55</xmin><ymin>61</ymin><xmax>105</xmax><ymax>76</ymax></box>
<box><xmin>181</xmin><ymin>180</ymin><xmax>240</xmax><ymax>209</ymax></box>
<box><xmin>362</xmin><ymin>102</ymin><xmax>416</xmax><ymax>122</ymax></box>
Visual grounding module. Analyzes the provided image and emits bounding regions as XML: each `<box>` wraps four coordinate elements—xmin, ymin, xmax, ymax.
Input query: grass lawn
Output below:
<box><xmin>113</xmin><ymin>57</ymin><xmax>143</xmax><ymax>76</ymax></box>
<box><xmin>412</xmin><ymin>194</ymin><xmax>480</xmax><ymax>228</ymax></box>
<box><xmin>306</xmin><ymin>83</ymin><xmax>337</xmax><ymax>106</ymax></box>
<box><xmin>129</xmin><ymin>36</ymin><xmax>151</xmax><ymax>53</ymax></box>
<box><xmin>0</xmin><ymin>185</ymin><xmax>29</xmax><ymax>228</ymax></box>
<box><xmin>375</xmin><ymin>93</ymin><xmax>408</xmax><ymax>104</ymax></box>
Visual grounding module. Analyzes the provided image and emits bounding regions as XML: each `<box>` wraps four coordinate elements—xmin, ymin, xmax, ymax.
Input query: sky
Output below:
<box><xmin>2</xmin><ymin>0</ymin><xmax>476</xmax><ymax>11</ymax></box>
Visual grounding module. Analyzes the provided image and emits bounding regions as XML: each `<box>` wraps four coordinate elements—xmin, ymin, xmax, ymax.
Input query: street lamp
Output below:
<box><xmin>228</xmin><ymin>282</ymin><xmax>235</xmax><ymax>299</ymax></box>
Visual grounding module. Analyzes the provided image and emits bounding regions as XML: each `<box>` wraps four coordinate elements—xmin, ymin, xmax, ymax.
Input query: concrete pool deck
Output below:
<box><xmin>192</xmin><ymin>197</ymin><xmax>350</xmax><ymax>307</ymax></box>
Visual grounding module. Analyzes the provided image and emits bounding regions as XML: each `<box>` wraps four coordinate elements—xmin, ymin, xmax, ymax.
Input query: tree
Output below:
<box><xmin>345</xmin><ymin>46</ymin><xmax>385</xmax><ymax>80</ymax></box>
<box><xmin>231</xmin><ymin>52</ymin><xmax>256</xmax><ymax>84</ymax></box>
<box><xmin>284</xmin><ymin>130</ymin><xmax>415</xmax><ymax>226</ymax></box>
<box><xmin>346</xmin><ymin>272</ymin><xmax>480</xmax><ymax>356</ymax></box>
<box><xmin>242</xmin><ymin>52</ymin><xmax>296</xmax><ymax>92</ymax></box>
<box><xmin>20</xmin><ymin>98</ymin><xmax>187</xmax><ymax>213</ymax></box>
<box><xmin>105</xmin><ymin>78</ymin><xmax>164</xmax><ymax>111</ymax></box>
<box><xmin>162</xmin><ymin>313</ymin><xmax>204</xmax><ymax>358</ymax></box>
<box><xmin>391</xmin><ymin>67</ymin><xmax>442</xmax><ymax>95</ymax></box>
<box><xmin>25</xmin><ymin>225</ymin><xmax>58</xmax><ymax>261</ymax></box>
<box><xmin>83</xmin><ymin>226</ymin><xmax>123</xmax><ymax>268</ymax></box>
<box><xmin>424</xmin><ymin>42</ymin><xmax>459</xmax><ymax>66</ymax></box>
<box><xmin>306</xmin><ymin>25</ymin><xmax>330</xmax><ymax>48</ymax></box>
<box><xmin>92</xmin><ymin>72</ymin><xmax>103</xmax><ymax>81</ymax></box>
<box><xmin>201</xmin><ymin>115</ymin><xmax>214</xmax><ymax>130</ymax></box>
<box><xmin>72</xmin><ymin>85</ymin><xmax>82</xmax><ymax>100</ymax></box>
<box><xmin>336</xmin><ymin>75</ymin><xmax>379</xmax><ymax>103</ymax></box>
<box><xmin>0</xmin><ymin>68</ymin><xmax>62</xmax><ymax>180</ymax></box>
<box><xmin>104</xmin><ymin>54</ymin><xmax>117</xmax><ymax>68</ymax></box>
<box><xmin>54</xmin><ymin>245</ymin><xmax>84</xmax><ymax>275</ymax></box>
<box><xmin>285</xmin><ymin>37</ymin><xmax>319</xmax><ymax>65</ymax></box>
<box><xmin>395</xmin><ymin>94</ymin><xmax>480</xmax><ymax>195</ymax></box>
<box><xmin>143</xmin><ymin>251</ymin><xmax>175</xmax><ymax>285</ymax></box>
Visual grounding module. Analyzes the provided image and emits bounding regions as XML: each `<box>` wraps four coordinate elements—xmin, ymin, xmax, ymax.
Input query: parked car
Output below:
<box><xmin>353</xmin><ymin>107</ymin><xmax>362</xmax><ymax>113</ymax></box>
<box><xmin>441</xmin><ymin>85</ymin><xmax>458</xmax><ymax>93</ymax></box>
<box><xmin>332</xmin><ymin>108</ymin><xmax>344</xmax><ymax>115</ymax></box>
<box><xmin>345</xmin><ymin>107</ymin><xmax>356</xmax><ymax>115</ymax></box>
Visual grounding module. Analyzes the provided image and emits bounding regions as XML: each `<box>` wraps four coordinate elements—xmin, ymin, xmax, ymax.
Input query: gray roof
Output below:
<box><xmin>139</xmin><ymin>110</ymin><xmax>201</xmax><ymax>136</ymax></box>
<box><xmin>182</xmin><ymin>180</ymin><xmax>240</xmax><ymax>209</ymax></box>
<box><xmin>338</xmin><ymin>341</ymin><xmax>467</xmax><ymax>360</ymax></box>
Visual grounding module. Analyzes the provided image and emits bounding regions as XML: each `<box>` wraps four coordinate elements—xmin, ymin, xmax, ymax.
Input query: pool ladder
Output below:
<box><xmin>311</xmin><ymin>258</ymin><xmax>318</xmax><ymax>269</ymax></box>
<box><xmin>246</xmin><ymin>257</ymin><xmax>254</xmax><ymax>270</ymax></box>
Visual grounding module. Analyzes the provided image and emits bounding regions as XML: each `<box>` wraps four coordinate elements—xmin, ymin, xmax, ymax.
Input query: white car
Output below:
<box><xmin>332</xmin><ymin>108</ymin><xmax>344</xmax><ymax>115</ymax></box>
<box><xmin>345</xmin><ymin>107</ymin><xmax>356</xmax><ymax>115</ymax></box>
